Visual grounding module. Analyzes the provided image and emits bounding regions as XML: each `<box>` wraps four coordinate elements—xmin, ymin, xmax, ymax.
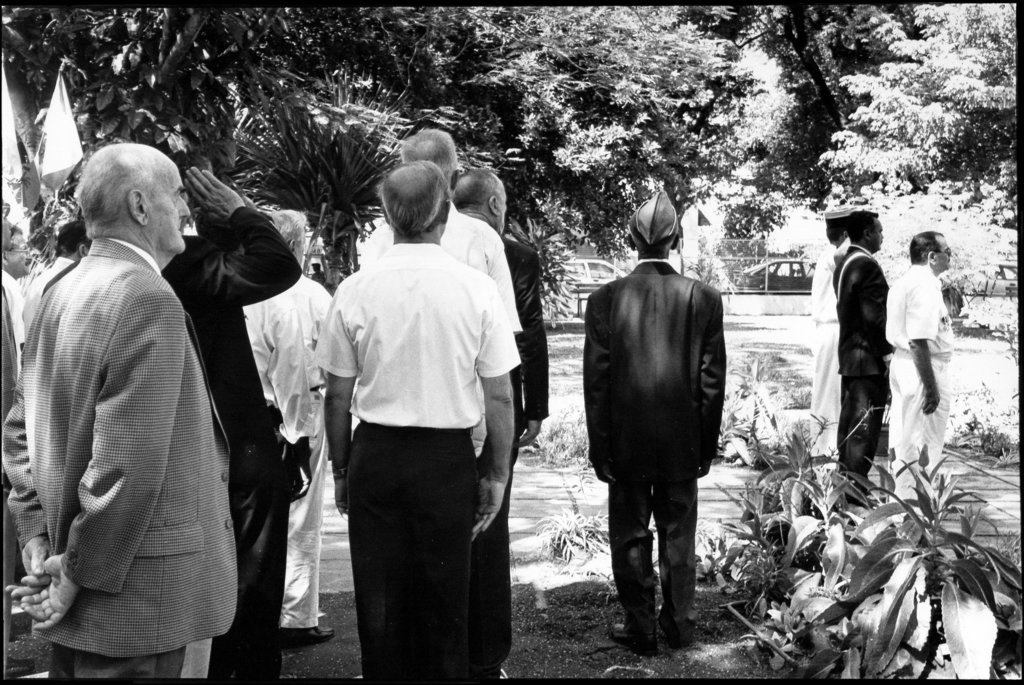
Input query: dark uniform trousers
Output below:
<box><xmin>349</xmin><ymin>422</ymin><xmax>477</xmax><ymax>680</ymax></box>
<box><xmin>609</xmin><ymin>479</ymin><xmax>699</xmax><ymax>643</ymax></box>
<box><xmin>838</xmin><ymin>374</ymin><xmax>888</xmax><ymax>479</ymax></box>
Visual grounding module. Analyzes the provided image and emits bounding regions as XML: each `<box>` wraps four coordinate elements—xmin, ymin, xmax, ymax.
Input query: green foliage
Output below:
<box><xmin>718</xmin><ymin>439</ymin><xmax>1023</xmax><ymax>679</ymax></box>
<box><xmin>948</xmin><ymin>384</ymin><xmax>1020</xmax><ymax>462</ymax></box>
<box><xmin>534</xmin><ymin>408</ymin><xmax>589</xmax><ymax>470</ymax></box>
<box><xmin>823</xmin><ymin>4</ymin><xmax>1017</xmax><ymax>228</ymax></box>
<box><xmin>539</xmin><ymin>510</ymin><xmax>610</xmax><ymax>564</ymax></box>
<box><xmin>3</xmin><ymin>7</ymin><xmax>286</xmax><ymax>173</ymax></box>
<box><xmin>718</xmin><ymin>355</ymin><xmax>786</xmax><ymax>468</ymax></box>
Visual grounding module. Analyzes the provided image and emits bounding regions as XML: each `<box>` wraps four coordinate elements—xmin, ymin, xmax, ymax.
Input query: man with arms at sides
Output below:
<box><xmin>584</xmin><ymin>192</ymin><xmax>726</xmax><ymax>656</ymax></box>
<box><xmin>833</xmin><ymin>209</ymin><xmax>893</xmax><ymax>485</ymax></box>
<box><xmin>243</xmin><ymin>209</ymin><xmax>336</xmax><ymax>648</ymax></box>
<box><xmin>22</xmin><ymin>219</ymin><xmax>91</xmax><ymax>331</ymax></box>
<box><xmin>808</xmin><ymin>208</ymin><xmax>850</xmax><ymax>457</ymax></box>
<box><xmin>453</xmin><ymin>168</ymin><xmax>550</xmax><ymax>678</ymax></box>
<box><xmin>162</xmin><ymin>167</ymin><xmax>302</xmax><ymax>679</ymax></box>
<box><xmin>885</xmin><ymin>231</ymin><xmax>955</xmax><ymax>499</ymax></box>
<box><xmin>3</xmin><ymin>143</ymin><xmax>236</xmax><ymax>677</ymax></box>
<box><xmin>318</xmin><ymin>161</ymin><xmax>519</xmax><ymax>680</ymax></box>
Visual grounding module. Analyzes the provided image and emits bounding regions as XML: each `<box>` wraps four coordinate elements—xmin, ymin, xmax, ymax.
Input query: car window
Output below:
<box><xmin>999</xmin><ymin>265</ymin><xmax>1017</xmax><ymax>280</ymax></box>
<box><xmin>774</xmin><ymin>263</ymin><xmax>791</xmax><ymax>278</ymax></box>
<box><xmin>791</xmin><ymin>263</ymin><xmax>805</xmax><ymax>278</ymax></box>
<box><xmin>565</xmin><ymin>263</ymin><xmax>586</xmax><ymax>279</ymax></box>
<box><xmin>589</xmin><ymin>263</ymin><xmax>616</xmax><ymax>279</ymax></box>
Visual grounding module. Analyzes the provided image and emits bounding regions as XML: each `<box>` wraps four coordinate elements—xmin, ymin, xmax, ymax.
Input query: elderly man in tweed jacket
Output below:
<box><xmin>3</xmin><ymin>143</ymin><xmax>236</xmax><ymax>678</ymax></box>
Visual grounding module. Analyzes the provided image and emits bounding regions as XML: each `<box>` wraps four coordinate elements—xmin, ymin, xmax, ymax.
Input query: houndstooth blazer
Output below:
<box><xmin>3</xmin><ymin>238</ymin><xmax>237</xmax><ymax>658</ymax></box>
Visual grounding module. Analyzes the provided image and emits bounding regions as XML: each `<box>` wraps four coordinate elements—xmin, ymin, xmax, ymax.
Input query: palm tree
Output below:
<box><xmin>234</xmin><ymin>71</ymin><xmax>409</xmax><ymax>285</ymax></box>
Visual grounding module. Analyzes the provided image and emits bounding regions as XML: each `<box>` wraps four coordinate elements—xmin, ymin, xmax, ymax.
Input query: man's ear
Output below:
<box><xmin>127</xmin><ymin>189</ymin><xmax>148</xmax><ymax>225</ymax></box>
<box><xmin>488</xmin><ymin>195</ymin><xmax>500</xmax><ymax>218</ymax></box>
<box><xmin>77</xmin><ymin>243</ymin><xmax>90</xmax><ymax>259</ymax></box>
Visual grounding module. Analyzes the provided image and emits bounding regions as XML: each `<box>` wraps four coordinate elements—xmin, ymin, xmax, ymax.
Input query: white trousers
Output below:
<box><xmin>279</xmin><ymin>396</ymin><xmax>327</xmax><ymax>629</ymax></box>
<box><xmin>888</xmin><ymin>352</ymin><xmax>952</xmax><ymax>500</ymax></box>
<box><xmin>810</xmin><ymin>322</ymin><xmax>841</xmax><ymax>457</ymax></box>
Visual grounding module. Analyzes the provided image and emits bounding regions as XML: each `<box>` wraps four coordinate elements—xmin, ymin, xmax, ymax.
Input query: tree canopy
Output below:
<box><xmin>2</xmin><ymin>4</ymin><xmax>1016</xmax><ymax>252</ymax></box>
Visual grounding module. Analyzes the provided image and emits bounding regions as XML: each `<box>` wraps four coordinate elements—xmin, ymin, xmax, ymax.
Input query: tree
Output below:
<box><xmin>2</xmin><ymin>7</ymin><xmax>287</xmax><ymax>183</ymax></box>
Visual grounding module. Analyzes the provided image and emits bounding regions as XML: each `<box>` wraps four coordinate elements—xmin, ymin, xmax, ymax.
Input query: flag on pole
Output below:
<box><xmin>34</xmin><ymin>71</ymin><xmax>83</xmax><ymax>198</ymax></box>
<box><xmin>2</xmin><ymin>64</ymin><xmax>22</xmax><ymax>186</ymax></box>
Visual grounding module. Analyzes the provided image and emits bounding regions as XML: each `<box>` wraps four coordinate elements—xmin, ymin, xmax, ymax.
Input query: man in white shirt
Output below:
<box><xmin>808</xmin><ymin>208</ymin><xmax>850</xmax><ymax>456</ymax></box>
<box><xmin>359</xmin><ymin>128</ymin><xmax>521</xmax><ymax>334</ymax></box>
<box><xmin>22</xmin><ymin>219</ymin><xmax>91</xmax><ymax>332</ymax></box>
<box><xmin>244</xmin><ymin>209</ymin><xmax>336</xmax><ymax>648</ymax></box>
<box><xmin>318</xmin><ymin>160</ymin><xmax>519</xmax><ymax>680</ymax></box>
<box><xmin>885</xmin><ymin>231</ymin><xmax>954</xmax><ymax>499</ymax></box>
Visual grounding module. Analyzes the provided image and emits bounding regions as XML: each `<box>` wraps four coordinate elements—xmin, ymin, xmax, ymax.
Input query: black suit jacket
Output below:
<box><xmin>583</xmin><ymin>261</ymin><xmax>726</xmax><ymax>482</ymax></box>
<box><xmin>162</xmin><ymin>207</ymin><xmax>302</xmax><ymax>487</ymax></box>
<box><xmin>833</xmin><ymin>247</ymin><xmax>892</xmax><ymax>377</ymax></box>
<box><xmin>503</xmin><ymin>237</ymin><xmax>549</xmax><ymax>431</ymax></box>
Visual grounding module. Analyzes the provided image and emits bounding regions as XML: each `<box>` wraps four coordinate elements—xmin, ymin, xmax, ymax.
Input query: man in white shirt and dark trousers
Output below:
<box><xmin>885</xmin><ymin>231</ymin><xmax>955</xmax><ymax>499</ymax></box>
<box><xmin>318</xmin><ymin>161</ymin><xmax>520</xmax><ymax>680</ymax></box>
<box><xmin>808</xmin><ymin>208</ymin><xmax>849</xmax><ymax>456</ymax></box>
<box><xmin>243</xmin><ymin>209</ymin><xmax>336</xmax><ymax>648</ymax></box>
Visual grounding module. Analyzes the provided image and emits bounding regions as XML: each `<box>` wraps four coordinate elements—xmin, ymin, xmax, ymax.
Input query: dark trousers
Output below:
<box><xmin>468</xmin><ymin>438</ymin><xmax>518</xmax><ymax>678</ymax></box>
<box><xmin>209</xmin><ymin>476</ymin><xmax>291</xmax><ymax>680</ymax></box>
<box><xmin>609</xmin><ymin>480</ymin><xmax>698</xmax><ymax>643</ymax></box>
<box><xmin>50</xmin><ymin>643</ymin><xmax>186</xmax><ymax>678</ymax></box>
<box><xmin>349</xmin><ymin>422</ymin><xmax>477</xmax><ymax>680</ymax></box>
<box><xmin>838</xmin><ymin>374</ymin><xmax>888</xmax><ymax>479</ymax></box>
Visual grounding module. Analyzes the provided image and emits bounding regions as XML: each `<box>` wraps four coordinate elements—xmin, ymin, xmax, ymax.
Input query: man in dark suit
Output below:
<box><xmin>162</xmin><ymin>168</ymin><xmax>301</xmax><ymax>679</ymax></box>
<box><xmin>454</xmin><ymin>168</ymin><xmax>549</xmax><ymax>678</ymax></box>
<box><xmin>832</xmin><ymin>209</ymin><xmax>892</xmax><ymax>482</ymax></box>
<box><xmin>584</xmin><ymin>191</ymin><xmax>726</xmax><ymax>656</ymax></box>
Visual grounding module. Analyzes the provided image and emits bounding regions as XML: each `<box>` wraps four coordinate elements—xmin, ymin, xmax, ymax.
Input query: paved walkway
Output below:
<box><xmin>319</xmin><ymin>444</ymin><xmax>1020</xmax><ymax>594</ymax></box>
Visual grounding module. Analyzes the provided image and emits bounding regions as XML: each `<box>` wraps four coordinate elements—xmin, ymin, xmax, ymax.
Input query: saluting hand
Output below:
<box><xmin>184</xmin><ymin>168</ymin><xmax>247</xmax><ymax>225</ymax></box>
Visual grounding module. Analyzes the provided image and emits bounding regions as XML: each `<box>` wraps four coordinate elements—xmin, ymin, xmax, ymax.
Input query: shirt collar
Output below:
<box><xmin>910</xmin><ymin>263</ymin><xmax>940</xmax><ymax>283</ymax></box>
<box><xmin>637</xmin><ymin>258</ymin><xmax>671</xmax><ymax>265</ymax></box>
<box><xmin>381</xmin><ymin>242</ymin><xmax>447</xmax><ymax>259</ymax></box>
<box><xmin>109</xmin><ymin>239</ymin><xmax>161</xmax><ymax>272</ymax></box>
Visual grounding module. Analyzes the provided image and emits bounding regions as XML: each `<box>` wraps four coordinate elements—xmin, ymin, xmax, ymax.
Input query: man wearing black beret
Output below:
<box><xmin>583</xmin><ymin>191</ymin><xmax>726</xmax><ymax>656</ymax></box>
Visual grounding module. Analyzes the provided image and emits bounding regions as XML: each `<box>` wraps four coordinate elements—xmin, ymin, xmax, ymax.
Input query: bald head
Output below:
<box><xmin>380</xmin><ymin>161</ymin><xmax>451</xmax><ymax>239</ymax></box>
<box><xmin>77</xmin><ymin>143</ymin><xmax>175</xmax><ymax>238</ymax></box>
<box><xmin>75</xmin><ymin>143</ymin><xmax>190</xmax><ymax>267</ymax></box>
<box><xmin>453</xmin><ymin>168</ymin><xmax>506</xmax><ymax>234</ymax></box>
<box><xmin>399</xmin><ymin>129</ymin><xmax>459</xmax><ymax>185</ymax></box>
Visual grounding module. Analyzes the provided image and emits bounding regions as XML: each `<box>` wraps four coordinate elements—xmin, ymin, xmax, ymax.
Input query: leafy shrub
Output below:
<box><xmin>718</xmin><ymin>439</ymin><xmax>1023</xmax><ymax>679</ymax></box>
<box><xmin>539</xmin><ymin>510</ymin><xmax>610</xmax><ymax>563</ymax></box>
<box><xmin>535</xmin><ymin>408</ymin><xmax>589</xmax><ymax>468</ymax></box>
<box><xmin>718</xmin><ymin>356</ymin><xmax>788</xmax><ymax>468</ymax></box>
<box><xmin>948</xmin><ymin>384</ymin><xmax>1020</xmax><ymax>460</ymax></box>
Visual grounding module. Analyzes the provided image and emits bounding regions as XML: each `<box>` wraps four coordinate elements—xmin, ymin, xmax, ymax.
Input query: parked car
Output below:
<box><xmin>733</xmin><ymin>259</ymin><xmax>815</xmax><ymax>293</ymax></box>
<box><xmin>971</xmin><ymin>262</ymin><xmax>1018</xmax><ymax>299</ymax></box>
<box><xmin>566</xmin><ymin>258</ymin><xmax>626</xmax><ymax>288</ymax></box>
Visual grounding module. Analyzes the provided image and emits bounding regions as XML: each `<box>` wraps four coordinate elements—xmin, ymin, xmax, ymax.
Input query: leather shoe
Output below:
<box><xmin>608</xmin><ymin>623</ymin><xmax>657</xmax><ymax>656</ymax></box>
<box><xmin>280</xmin><ymin>625</ymin><xmax>335</xmax><ymax>649</ymax></box>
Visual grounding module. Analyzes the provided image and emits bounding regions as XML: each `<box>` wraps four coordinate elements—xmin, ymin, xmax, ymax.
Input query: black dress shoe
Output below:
<box><xmin>280</xmin><ymin>625</ymin><xmax>336</xmax><ymax>649</ymax></box>
<box><xmin>608</xmin><ymin>623</ymin><xmax>657</xmax><ymax>656</ymax></box>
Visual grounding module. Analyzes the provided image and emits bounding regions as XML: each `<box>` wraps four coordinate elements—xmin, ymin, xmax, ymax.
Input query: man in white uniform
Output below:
<box><xmin>1</xmin><ymin>226</ymin><xmax>27</xmax><ymax>356</ymax></box>
<box><xmin>243</xmin><ymin>209</ymin><xmax>335</xmax><ymax>648</ymax></box>
<box><xmin>885</xmin><ymin>231</ymin><xmax>954</xmax><ymax>499</ymax></box>
<box><xmin>808</xmin><ymin>207</ymin><xmax>850</xmax><ymax>456</ymax></box>
<box><xmin>22</xmin><ymin>219</ymin><xmax>91</xmax><ymax>331</ymax></box>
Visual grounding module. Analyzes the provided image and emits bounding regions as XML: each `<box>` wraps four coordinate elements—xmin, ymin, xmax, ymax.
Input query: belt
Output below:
<box><xmin>359</xmin><ymin>422</ymin><xmax>473</xmax><ymax>436</ymax></box>
<box><xmin>893</xmin><ymin>347</ymin><xmax>952</xmax><ymax>363</ymax></box>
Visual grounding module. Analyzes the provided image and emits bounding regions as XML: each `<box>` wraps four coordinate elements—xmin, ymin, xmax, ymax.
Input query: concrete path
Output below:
<box><xmin>318</xmin><ymin>445</ymin><xmax>1020</xmax><ymax>594</ymax></box>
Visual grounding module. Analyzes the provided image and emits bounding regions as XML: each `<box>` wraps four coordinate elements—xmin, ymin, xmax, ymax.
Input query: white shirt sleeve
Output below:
<box><xmin>476</xmin><ymin>281</ymin><xmax>521</xmax><ymax>378</ymax></box>
<box><xmin>480</xmin><ymin>228</ymin><xmax>523</xmax><ymax>333</ymax></box>
<box><xmin>315</xmin><ymin>289</ymin><xmax>360</xmax><ymax>378</ymax></box>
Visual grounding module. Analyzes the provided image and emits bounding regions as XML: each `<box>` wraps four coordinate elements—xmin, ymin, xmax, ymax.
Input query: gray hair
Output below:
<box><xmin>453</xmin><ymin>168</ymin><xmax>503</xmax><ymax>214</ymax></box>
<box><xmin>76</xmin><ymin>143</ymin><xmax>161</xmax><ymax>239</ymax></box>
<box><xmin>399</xmin><ymin>129</ymin><xmax>458</xmax><ymax>183</ymax></box>
<box><xmin>380</xmin><ymin>161</ymin><xmax>450</xmax><ymax>239</ymax></box>
<box><xmin>270</xmin><ymin>209</ymin><xmax>308</xmax><ymax>264</ymax></box>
